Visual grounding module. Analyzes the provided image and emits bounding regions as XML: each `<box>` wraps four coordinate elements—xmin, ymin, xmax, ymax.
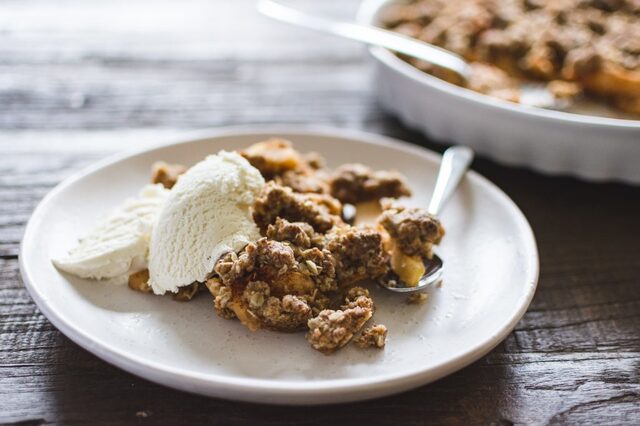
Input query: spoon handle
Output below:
<box><xmin>427</xmin><ymin>146</ymin><xmax>474</xmax><ymax>216</ymax></box>
<box><xmin>257</xmin><ymin>0</ymin><xmax>470</xmax><ymax>78</ymax></box>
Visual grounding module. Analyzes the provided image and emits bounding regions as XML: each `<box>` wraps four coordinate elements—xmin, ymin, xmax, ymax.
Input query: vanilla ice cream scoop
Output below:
<box><xmin>148</xmin><ymin>151</ymin><xmax>265</xmax><ymax>295</ymax></box>
<box><xmin>52</xmin><ymin>184</ymin><xmax>170</xmax><ymax>282</ymax></box>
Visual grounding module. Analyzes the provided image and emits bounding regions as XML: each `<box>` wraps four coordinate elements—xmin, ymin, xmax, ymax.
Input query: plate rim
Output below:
<box><xmin>357</xmin><ymin>0</ymin><xmax>640</xmax><ymax>129</ymax></box>
<box><xmin>20</xmin><ymin>125</ymin><xmax>540</xmax><ymax>403</ymax></box>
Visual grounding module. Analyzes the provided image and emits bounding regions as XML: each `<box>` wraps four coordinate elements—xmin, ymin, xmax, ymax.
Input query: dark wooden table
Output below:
<box><xmin>1</xmin><ymin>1</ymin><xmax>639</xmax><ymax>424</ymax></box>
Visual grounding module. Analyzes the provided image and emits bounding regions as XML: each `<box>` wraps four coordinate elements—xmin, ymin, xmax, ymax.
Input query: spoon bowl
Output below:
<box><xmin>378</xmin><ymin>145</ymin><xmax>474</xmax><ymax>293</ymax></box>
<box><xmin>378</xmin><ymin>254</ymin><xmax>444</xmax><ymax>293</ymax></box>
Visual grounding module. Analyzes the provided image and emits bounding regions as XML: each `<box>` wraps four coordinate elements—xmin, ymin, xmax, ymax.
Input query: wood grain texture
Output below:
<box><xmin>1</xmin><ymin>0</ymin><xmax>639</xmax><ymax>424</ymax></box>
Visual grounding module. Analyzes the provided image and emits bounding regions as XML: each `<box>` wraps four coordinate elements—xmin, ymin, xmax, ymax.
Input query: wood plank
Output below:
<box><xmin>0</xmin><ymin>0</ymin><xmax>374</xmax><ymax>130</ymax></box>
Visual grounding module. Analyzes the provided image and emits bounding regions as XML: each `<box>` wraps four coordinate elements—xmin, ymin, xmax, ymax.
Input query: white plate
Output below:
<box><xmin>20</xmin><ymin>127</ymin><xmax>539</xmax><ymax>405</ymax></box>
<box><xmin>358</xmin><ymin>0</ymin><xmax>640</xmax><ymax>185</ymax></box>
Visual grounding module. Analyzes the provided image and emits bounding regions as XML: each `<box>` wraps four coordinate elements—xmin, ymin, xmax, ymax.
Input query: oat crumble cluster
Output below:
<box><xmin>379</xmin><ymin>202</ymin><xmax>445</xmax><ymax>259</ymax></box>
<box><xmin>357</xmin><ymin>324</ymin><xmax>389</xmax><ymax>349</ymax></box>
<box><xmin>151</xmin><ymin>161</ymin><xmax>187</xmax><ymax>190</ymax></box>
<box><xmin>129</xmin><ymin>139</ymin><xmax>444</xmax><ymax>354</ymax></box>
<box><xmin>381</xmin><ymin>0</ymin><xmax>640</xmax><ymax>114</ymax></box>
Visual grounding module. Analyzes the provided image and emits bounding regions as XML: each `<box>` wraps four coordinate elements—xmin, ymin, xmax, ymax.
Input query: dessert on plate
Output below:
<box><xmin>53</xmin><ymin>139</ymin><xmax>444</xmax><ymax>354</ymax></box>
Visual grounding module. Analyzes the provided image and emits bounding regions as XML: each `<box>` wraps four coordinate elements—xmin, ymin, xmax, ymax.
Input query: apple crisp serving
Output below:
<box><xmin>380</xmin><ymin>0</ymin><xmax>640</xmax><ymax>115</ymax></box>
<box><xmin>129</xmin><ymin>139</ymin><xmax>443</xmax><ymax>354</ymax></box>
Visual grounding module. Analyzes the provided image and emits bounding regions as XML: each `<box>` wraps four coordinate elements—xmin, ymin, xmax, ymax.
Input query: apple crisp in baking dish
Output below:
<box><xmin>380</xmin><ymin>0</ymin><xmax>640</xmax><ymax>114</ymax></box>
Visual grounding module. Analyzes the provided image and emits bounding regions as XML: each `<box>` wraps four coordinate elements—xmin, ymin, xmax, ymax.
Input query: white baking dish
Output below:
<box><xmin>357</xmin><ymin>0</ymin><xmax>640</xmax><ymax>184</ymax></box>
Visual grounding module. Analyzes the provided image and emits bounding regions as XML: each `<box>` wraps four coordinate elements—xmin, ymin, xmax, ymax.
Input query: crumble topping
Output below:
<box><xmin>329</xmin><ymin>163</ymin><xmax>411</xmax><ymax>204</ymax></box>
<box><xmin>379</xmin><ymin>204</ymin><xmax>445</xmax><ymax>258</ymax></box>
<box><xmin>274</xmin><ymin>169</ymin><xmax>330</xmax><ymax>194</ymax></box>
<box><xmin>376</xmin><ymin>202</ymin><xmax>445</xmax><ymax>286</ymax></box>
<box><xmin>357</xmin><ymin>324</ymin><xmax>388</xmax><ymax>349</ymax></box>
<box><xmin>381</xmin><ymin>0</ymin><xmax>640</xmax><ymax>114</ymax></box>
<box><xmin>241</xmin><ymin>138</ymin><xmax>302</xmax><ymax>178</ymax></box>
<box><xmin>266</xmin><ymin>217</ymin><xmax>317</xmax><ymax>249</ymax></box>
<box><xmin>209</xmin><ymin>213</ymin><xmax>393</xmax><ymax>337</ymax></box>
<box><xmin>241</xmin><ymin>281</ymin><xmax>313</xmax><ymax>332</ymax></box>
<box><xmin>151</xmin><ymin>161</ymin><xmax>186</xmax><ymax>189</ymax></box>
<box><xmin>206</xmin><ymin>277</ymin><xmax>237</xmax><ymax>319</ymax></box>
<box><xmin>324</xmin><ymin>226</ymin><xmax>390</xmax><ymax>286</ymax></box>
<box><xmin>242</xmin><ymin>138</ymin><xmax>331</xmax><ymax>194</ymax></box>
<box><xmin>306</xmin><ymin>295</ymin><xmax>375</xmax><ymax>354</ymax></box>
<box><xmin>253</xmin><ymin>182</ymin><xmax>343</xmax><ymax>233</ymax></box>
<box><xmin>128</xmin><ymin>269</ymin><xmax>200</xmax><ymax>301</ymax></box>
<box><xmin>466</xmin><ymin>62</ymin><xmax>521</xmax><ymax>102</ymax></box>
<box><xmin>172</xmin><ymin>282</ymin><xmax>201</xmax><ymax>302</ymax></box>
<box><xmin>211</xmin><ymin>237</ymin><xmax>335</xmax><ymax>331</ymax></box>
<box><xmin>343</xmin><ymin>286</ymin><xmax>371</xmax><ymax>306</ymax></box>
<box><xmin>214</xmin><ymin>239</ymin><xmax>301</xmax><ymax>292</ymax></box>
<box><xmin>128</xmin><ymin>269</ymin><xmax>152</xmax><ymax>293</ymax></box>
<box><xmin>301</xmin><ymin>152</ymin><xmax>326</xmax><ymax>170</ymax></box>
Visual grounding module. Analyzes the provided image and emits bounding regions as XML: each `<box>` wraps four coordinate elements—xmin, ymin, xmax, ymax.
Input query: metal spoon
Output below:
<box><xmin>379</xmin><ymin>145</ymin><xmax>474</xmax><ymax>293</ymax></box>
<box><xmin>257</xmin><ymin>0</ymin><xmax>563</xmax><ymax>109</ymax></box>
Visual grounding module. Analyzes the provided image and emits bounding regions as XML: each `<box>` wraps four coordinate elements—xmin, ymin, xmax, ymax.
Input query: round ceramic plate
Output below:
<box><xmin>20</xmin><ymin>127</ymin><xmax>538</xmax><ymax>405</ymax></box>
